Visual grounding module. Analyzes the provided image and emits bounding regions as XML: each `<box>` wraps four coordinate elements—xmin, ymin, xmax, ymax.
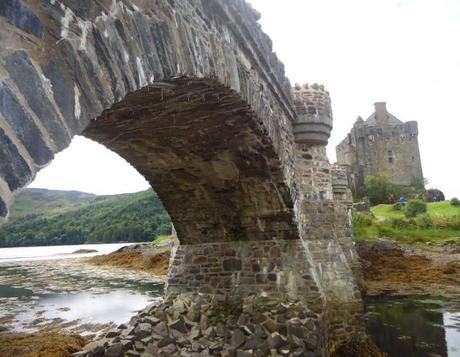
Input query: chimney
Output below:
<box><xmin>374</xmin><ymin>102</ymin><xmax>388</xmax><ymax>126</ymax></box>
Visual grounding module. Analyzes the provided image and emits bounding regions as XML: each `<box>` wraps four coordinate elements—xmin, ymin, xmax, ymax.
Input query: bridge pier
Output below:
<box><xmin>291</xmin><ymin>84</ymin><xmax>366</xmax><ymax>353</ymax></box>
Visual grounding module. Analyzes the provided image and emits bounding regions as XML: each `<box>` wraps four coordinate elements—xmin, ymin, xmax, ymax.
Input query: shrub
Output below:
<box><xmin>352</xmin><ymin>212</ymin><xmax>374</xmax><ymax>227</ymax></box>
<box><xmin>414</xmin><ymin>214</ymin><xmax>434</xmax><ymax>229</ymax></box>
<box><xmin>364</xmin><ymin>173</ymin><xmax>391</xmax><ymax>205</ymax></box>
<box><xmin>389</xmin><ymin>217</ymin><xmax>411</xmax><ymax>229</ymax></box>
<box><xmin>404</xmin><ymin>199</ymin><xmax>427</xmax><ymax>218</ymax></box>
<box><xmin>451</xmin><ymin>197</ymin><xmax>460</xmax><ymax>206</ymax></box>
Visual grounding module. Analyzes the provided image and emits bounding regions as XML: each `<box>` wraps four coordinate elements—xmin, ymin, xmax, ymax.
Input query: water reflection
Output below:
<box><xmin>15</xmin><ymin>290</ymin><xmax>160</xmax><ymax>329</ymax></box>
<box><xmin>366</xmin><ymin>297</ymin><xmax>460</xmax><ymax>357</ymax></box>
<box><xmin>0</xmin><ymin>244</ymin><xmax>164</xmax><ymax>335</ymax></box>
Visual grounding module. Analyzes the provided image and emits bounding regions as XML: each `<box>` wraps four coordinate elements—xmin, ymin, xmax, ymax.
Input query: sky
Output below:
<box><xmin>31</xmin><ymin>0</ymin><xmax>460</xmax><ymax>198</ymax></box>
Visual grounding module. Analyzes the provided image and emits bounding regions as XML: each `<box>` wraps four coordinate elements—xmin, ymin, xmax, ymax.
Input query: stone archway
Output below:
<box><xmin>83</xmin><ymin>78</ymin><xmax>297</xmax><ymax>245</ymax></box>
<box><xmin>0</xmin><ymin>1</ymin><xmax>366</xmax><ymax>354</ymax></box>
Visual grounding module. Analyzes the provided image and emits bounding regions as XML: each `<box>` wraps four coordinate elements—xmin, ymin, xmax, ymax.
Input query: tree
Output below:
<box><xmin>364</xmin><ymin>173</ymin><xmax>391</xmax><ymax>205</ymax></box>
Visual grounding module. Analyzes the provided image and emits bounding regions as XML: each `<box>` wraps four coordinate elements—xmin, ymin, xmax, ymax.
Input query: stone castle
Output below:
<box><xmin>336</xmin><ymin>102</ymin><xmax>424</xmax><ymax>191</ymax></box>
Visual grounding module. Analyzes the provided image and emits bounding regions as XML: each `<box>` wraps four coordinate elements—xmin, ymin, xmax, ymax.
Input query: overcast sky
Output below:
<box><xmin>31</xmin><ymin>0</ymin><xmax>460</xmax><ymax>198</ymax></box>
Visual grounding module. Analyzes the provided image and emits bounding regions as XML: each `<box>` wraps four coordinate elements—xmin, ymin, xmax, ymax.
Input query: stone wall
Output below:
<box><xmin>166</xmin><ymin>240</ymin><xmax>323</xmax><ymax>308</ymax></box>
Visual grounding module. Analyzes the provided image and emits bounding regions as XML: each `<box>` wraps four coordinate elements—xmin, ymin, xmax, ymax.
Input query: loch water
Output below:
<box><xmin>0</xmin><ymin>243</ymin><xmax>164</xmax><ymax>335</ymax></box>
<box><xmin>366</xmin><ymin>297</ymin><xmax>460</xmax><ymax>357</ymax></box>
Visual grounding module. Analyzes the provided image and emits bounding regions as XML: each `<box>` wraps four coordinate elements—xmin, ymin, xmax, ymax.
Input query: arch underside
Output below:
<box><xmin>83</xmin><ymin>78</ymin><xmax>298</xmax><ymax>244</ymax></box>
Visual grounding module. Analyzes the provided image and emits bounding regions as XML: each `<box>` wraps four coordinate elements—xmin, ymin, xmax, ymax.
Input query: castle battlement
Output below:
<box><xmin>292</xmin><ymin>83</ymin><xmax>332</xmax><ymax>146</ymax></box>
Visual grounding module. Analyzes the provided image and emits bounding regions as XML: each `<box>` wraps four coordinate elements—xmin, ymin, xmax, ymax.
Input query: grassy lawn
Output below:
<box><xmin>372</xmin><ymin>201</ymin><xmax>460</xmax><ymax>220</ymax></box>
<box><xmin>355</xmin><ymin>201</ymin><xmax>460</xmax><ymax>244</ymax></box>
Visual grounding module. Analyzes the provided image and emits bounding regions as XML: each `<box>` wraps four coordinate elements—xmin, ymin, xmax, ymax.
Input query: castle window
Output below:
<box><xmin>308</xmin><ymin>107</ymin><xmax>317</xmax><ymax>115</ymax></box>
<box><xmin>388</xmin><ymin>150</ymin><xmax>394</xmax><ymax>164</ymax></box>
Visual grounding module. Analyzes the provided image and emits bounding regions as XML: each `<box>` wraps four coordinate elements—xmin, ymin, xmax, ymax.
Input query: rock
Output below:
<box><xmin>133</xmin><ymin>340</ymin><xmax>144</xmax><ymax>351</ymax></box>
<box><xmin>190</xmin><ymin>326</ymin><xmax>201</xmax><ymax>340</ymax></box>
<box><xmin>262</xmin><ymin>318</ymin><xmax>279</xmax><ymax>333</ymax></box>
<box><xmin>243</xmin><ymin>335</ymin><xmax>263</xmax><ymax>350</ymax></box>
<box><xmin>203</xmin><ymin>327</ymin><xmax>217</xmax><ymax>338</ymax></box>
<box><xmin>72</xmin><ymin>249</ymin><xmax>98</xmax><ymax>254</ymax></box>
<box><xmin>153</xmin><ymin>321</ymin><xmax>168</xmax><ymax>336</ymax></box>
<box><xmin>104</xmin><ymin>343</ymin><xmax>123</xmax><ymax>357</ymax></box>
<box><xmin>216</xmin><ymin>322</ymin><xmax>226</xmax><ymax>337</ymax></box>
<box><xmin>105</xmin><ymin>329</ymin><xmax>121</xmax><ymax>338</ymax></box>
<box><xmin>72</xmin><ymin>352</ymin><xmax>87</xmax><ymax>357</ymax></box>
<box><xmin>160</xmin><ymin>343</ymin><xmax>178</xmax><ymax>354</ymax></box>
<box><xmin>141</xmin><ymin>336</ymin><xmax>154</xmax><ymax>345</ymax></box>
<box><xmin>120</xmin><ymin>340</ymin><xmax>133</xmax><ymax>351</ymax></box>
<box><xmin>144</xmin><ymin>316</ymin><xmax>161</xmax><ymax>325</ymax></box>
<box><xmin>158</xmin><ymin>335</ymin><xmax>176</xmax><ymax>348</ymax></box>
<box><xmin>146</xmin><ymin>342</ymin><xmax>159</xmax><ymax>354</ymax></box>
<box><xmin>121</xmin><ymin>327</ymin><xmax>135</xmax><ymax>337</ymax></box>
<box><xmin>170</xmin><ymin>318</ymin><xmax>188</xmax><ymax>333</ymax></box>
<box><xmin>236</xmin><ymin>351</ymin><xmax>252</xmax><ymax>357</ymax></box>
<box><xmin>304</xmin><ymin>333</ymin><xmax>318</xmax><ymax>350</ymax></box>
<box><xmin>125</xmin><ymin>351</ymin><xmax>141</xmax><ymax>357</ymax></box>
<box><xmin>135</xmin><ymin>323</ymin><xmax>152</xmax><ymax>339</ymax></box>
<box><xmin>84</xmin><ymin>341</ymin><xmax>105</xmax><ymax>357</ymax></box>
<box><xmin>267</xmin><ymin>332</ymin><xmax>285</xmax><ymax>349</ymax></box>
<box><xmin>231</xmin><ymin>329</ymin><xmax>246</xmax><ymax>349</ymax></box>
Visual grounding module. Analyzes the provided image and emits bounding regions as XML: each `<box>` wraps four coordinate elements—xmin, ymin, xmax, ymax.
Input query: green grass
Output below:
<box><xmin>372</xmin><ymin>201</ymin><xmax>460</xmax><ymax>220</ymax></box>
<box><xmin>355</xmin><ymin>201</ymin><xmax>460</xmax><ymax>245</ymax></box>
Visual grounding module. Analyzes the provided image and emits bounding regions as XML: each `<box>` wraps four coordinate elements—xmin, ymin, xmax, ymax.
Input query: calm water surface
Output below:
<box><xmin>366</xmin><ymin>297</ymin><xmax>460</xmax><ymax>357</ymax></box>
<box><xmin>0</xmin><ymin>243</ymin><xmax>164</xmax><ymax>335</ymax></box>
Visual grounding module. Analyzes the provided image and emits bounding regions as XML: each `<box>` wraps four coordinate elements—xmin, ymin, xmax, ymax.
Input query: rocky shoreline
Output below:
<box><xmin>75</xmin><ymin>293</ymin><xmax>323</xmax><ymax>357</ymax></box>
<box><xmin>2</xmin><ymin>238</ymin><xmax>457</xmax><ymax>356</ymax></box>
<box><xmin>356</xmin><ymin>238</ymin><xmax>460</xmax><ymax>298</ymax></box>
<box><xmin>73</xmin><ymin>293</ymin><xmax>383</xmax><ymax>357</ymax></box>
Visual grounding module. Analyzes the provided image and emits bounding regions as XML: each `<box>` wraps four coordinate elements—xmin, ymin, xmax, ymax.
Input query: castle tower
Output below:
<box><xmin>292</xmin><ymin>84</ymin><xmax>365</xmax><ymax>353</ymax></box>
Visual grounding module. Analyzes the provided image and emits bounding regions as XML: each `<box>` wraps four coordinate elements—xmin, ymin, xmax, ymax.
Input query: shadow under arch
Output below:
<box><xmin>83</xmin><ymin>77</ymin><xmax>298</xmax><ymax>245</ymax></box>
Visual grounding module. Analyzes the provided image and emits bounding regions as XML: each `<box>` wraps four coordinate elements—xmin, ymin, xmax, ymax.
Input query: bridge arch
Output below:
<box><xmin>0</xmin><ymin>1</ymin><xmax>367</xmax><ymax>353</ymax></box>
<box><xmin>0</xmin><ymin>0</ymin><xmax>299</xmax><ymax>245</ymax></box>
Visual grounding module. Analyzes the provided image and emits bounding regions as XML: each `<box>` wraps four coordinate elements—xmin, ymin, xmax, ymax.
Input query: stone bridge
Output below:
<box><xmin>0</xmin><ymin>0</ymin><xmax>364</xmax><ymax>354</ymax></box>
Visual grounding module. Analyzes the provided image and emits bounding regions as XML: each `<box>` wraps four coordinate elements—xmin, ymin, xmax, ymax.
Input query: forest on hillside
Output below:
<box><xmin>0</xmin><ymin>189</ymin><xmax>171</xmax><ymax>247</ymax></box>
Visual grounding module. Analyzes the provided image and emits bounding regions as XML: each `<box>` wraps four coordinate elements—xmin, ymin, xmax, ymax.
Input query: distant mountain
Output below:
<box><xmin>0</xmin><ymin>189</ymin><xmax>171</xmax><ymax>247</ymax></box>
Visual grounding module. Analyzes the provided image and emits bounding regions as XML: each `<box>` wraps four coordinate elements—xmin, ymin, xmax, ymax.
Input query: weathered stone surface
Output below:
<box><xmin>0</xmin><ymin>0</ymin><xmax>43</xmax><ymax>37</ymax></box>
<box><xmin>0</xmin><ymin>81</ymin><xmax>53</xmax><ymax>166</ymax></box>
<box><xmin>0</xmin><ymin>127</ymin><xmax>32</xmax><ymax>192</ymax></box>
<box><xmin>4</xmin><ymin>50</ymin><xmax>71</xmax><ymax>151</ymax></box>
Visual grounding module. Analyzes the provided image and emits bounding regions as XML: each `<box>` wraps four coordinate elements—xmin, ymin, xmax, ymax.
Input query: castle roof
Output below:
<box><xmin>365</xmin><ymin>112</ymin><xmax>403</xmax><ymax>126</ymax></box>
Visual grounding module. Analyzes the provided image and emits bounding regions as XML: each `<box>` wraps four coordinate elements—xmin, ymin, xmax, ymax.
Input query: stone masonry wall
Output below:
<box><xmin>166</xmin><ymin>240</ymin><xmax>323</xmax><ymax>310</ymax></box>
<box><xmin>292</xmin><ymin>140</ymin><xmax>365</xmax><ymax>353</ymax></box>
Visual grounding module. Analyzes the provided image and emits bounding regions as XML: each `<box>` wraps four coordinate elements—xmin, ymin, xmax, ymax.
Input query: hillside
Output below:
<box><xmin>0</xmin><ymin>189</ymin><xmax>171</xmax><ymax>247</ymax></box>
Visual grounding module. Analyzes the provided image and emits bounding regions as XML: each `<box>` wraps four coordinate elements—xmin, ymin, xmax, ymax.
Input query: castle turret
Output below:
<box><xmin>293</xmin><ymin>83</ymin><xmax>332</xmax><ymax>146</ymax></box>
